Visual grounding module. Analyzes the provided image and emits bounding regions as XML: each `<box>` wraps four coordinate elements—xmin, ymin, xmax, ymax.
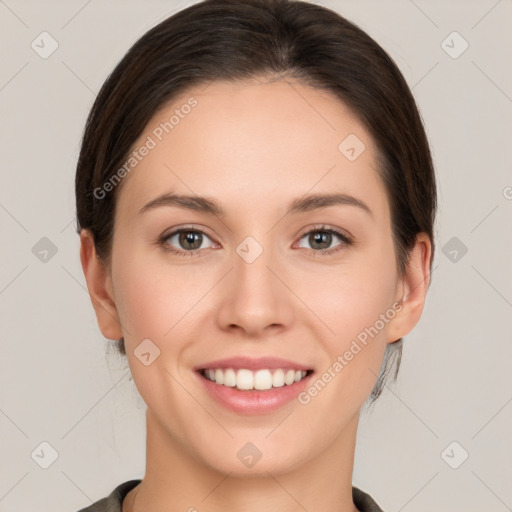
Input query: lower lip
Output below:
<box><xmin>196</xmin><ymin>371</ymin><xmax>314</xmax><ymax>414</ymax></box>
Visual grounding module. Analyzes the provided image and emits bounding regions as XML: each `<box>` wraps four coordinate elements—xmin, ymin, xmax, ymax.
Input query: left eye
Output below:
<box><xmin>296</xmin><ymin>227</ymin><xmax>350</xmax><ymax>253</ymax></box>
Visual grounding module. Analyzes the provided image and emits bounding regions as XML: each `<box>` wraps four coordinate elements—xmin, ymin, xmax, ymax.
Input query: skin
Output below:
<box><xmin>80</xmin><ymin>78</ymin><xmax>431</xmax><ymax>512</ymax></box>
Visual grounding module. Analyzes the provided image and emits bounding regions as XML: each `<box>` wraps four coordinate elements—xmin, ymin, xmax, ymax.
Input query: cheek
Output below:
<box><xmin>110</xmin><ymin>249</ymin><xmax>177</xmax><ymax>345</ymax></box>
<box><xmin>302</xmin><ymin>276</ymin><xmax>397</xmax><ymax>410</ymax></box>
<box><xmin>309</xmin><ymin>247</ymin><xmax>399</xmax><ymax>397</ymax></box>
<box><xmin>112</xmin><ymin>259</ymin><xmax>194</xmax><ymax>404</ymax></box>
<box><xmin>112</xmin><ymin>251</ymin><xmax>211</xmax><ymax>355</ymax></box>
<box><xmin>310</xmin><ymin>251</ymin><xmax>398</xmax><ymax>341</ymax></box>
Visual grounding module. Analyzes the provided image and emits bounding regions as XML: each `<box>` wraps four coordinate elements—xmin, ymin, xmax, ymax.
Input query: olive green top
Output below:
<box><xmin>76</xmin><ymin>479</ymin><xmax>385</xmax><ymax>511</ymax></box>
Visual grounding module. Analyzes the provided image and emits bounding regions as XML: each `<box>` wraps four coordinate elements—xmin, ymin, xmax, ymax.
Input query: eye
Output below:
<box><xmin>296</xmin><ymin>225</ymin><xmax>352</xmax><ymax>255</ymax></box>
<box><xmin>158</xmin><ymin>227</ymin><xmax>217</xmax><ymax>256</ymax></box>
<box><xmin>157</xmin><ymin>224</ymin><xmax>352</xmax><ymax>257</ymax></box>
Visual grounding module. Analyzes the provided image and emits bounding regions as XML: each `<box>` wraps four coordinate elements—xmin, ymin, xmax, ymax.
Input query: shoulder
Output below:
<box><xmin>353</xmin><ymin>486</ymin><xmax>385</xmax><ymax>512</ymax></box>
<box><xmin>76</xmin><ymin>480</ymin><xmax>141</xmax><ymax>512</ymax></box>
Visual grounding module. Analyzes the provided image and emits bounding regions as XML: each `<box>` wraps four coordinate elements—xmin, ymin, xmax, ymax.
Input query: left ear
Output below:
<box><xmin>387</xmin><ymin>232</ymin><xmax>432</xmax><ymax>343</ymax></box>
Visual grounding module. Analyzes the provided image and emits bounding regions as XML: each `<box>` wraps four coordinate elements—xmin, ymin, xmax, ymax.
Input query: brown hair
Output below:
<box><xmin>75</xmin><ymin>0</ymin><xmax>436</xmax><ymax>405</ymax></box>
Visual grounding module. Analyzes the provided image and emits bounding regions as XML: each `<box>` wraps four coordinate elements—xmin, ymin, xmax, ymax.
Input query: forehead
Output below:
<box><xmin>116</xmin><ymin>78</ymin><xmax>388</xmax><ymax>221</ymax></box>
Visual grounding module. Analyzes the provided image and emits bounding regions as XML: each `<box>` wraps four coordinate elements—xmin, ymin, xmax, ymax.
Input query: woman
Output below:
<box><xmin>75</xmin><ymin>0</ymin><xmax>436</xmax><ymax>510</ymax></box>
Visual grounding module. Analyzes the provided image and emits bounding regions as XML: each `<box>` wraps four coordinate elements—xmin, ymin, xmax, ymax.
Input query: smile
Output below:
<box><xmin>200</xmin><ymin>368</ymin><xmax>312</xmax><ymax>391</ymax></box>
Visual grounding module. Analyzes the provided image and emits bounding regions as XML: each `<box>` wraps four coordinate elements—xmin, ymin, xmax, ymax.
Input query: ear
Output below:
<box><xmin>387</xmin><ymin>232</ymin><xmax>432</xmax><ymax>343</ymax></box>
<box><xmin>79</xmin><ymin>229</ymin><xmax>123</xmax><ymax>340</ymax></box>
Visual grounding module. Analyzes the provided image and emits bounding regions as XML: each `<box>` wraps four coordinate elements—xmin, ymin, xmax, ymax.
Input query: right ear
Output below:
<box><xmin>79</xmin><ymin>229</ymin><xmax>123</xmax><ymax>340</ymax></box>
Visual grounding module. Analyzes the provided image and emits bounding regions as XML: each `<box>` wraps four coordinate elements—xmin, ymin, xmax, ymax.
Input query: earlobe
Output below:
<box><xmin>387</xmin><ymin>233</ymin><xmax>432</xmax><ymax>343</ymax></box>
<box><xmin>79</xmin><ymin>230</ymin><xmax>123</xmax><ymax>341</ymax></box>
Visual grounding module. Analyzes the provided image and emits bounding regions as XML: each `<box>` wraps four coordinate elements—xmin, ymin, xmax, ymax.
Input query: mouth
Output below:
<box><xmin>198</xmin><ymin>367</ymin><xmax>314</xmax><ymax>391</ymax></box>
<box><xmin>193</xmin><ymin>357</ymin><xmax>315</xmax><ymax>414</ymax></box>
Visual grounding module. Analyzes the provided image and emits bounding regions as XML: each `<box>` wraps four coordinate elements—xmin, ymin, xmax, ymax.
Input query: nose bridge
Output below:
<box><xmin>234</xmin><ymin>233</ymin><xmax>280</xmax><ymax>307</ymax></box>
<box><xmin>216</xmin><ymin>233</ymin><xmax>293</xmax><ymax>335</ymax></box>
<box><xmin>236</xmin><ymin>235</ymin><xmax>276</xmax><ymax>292</ymax></box>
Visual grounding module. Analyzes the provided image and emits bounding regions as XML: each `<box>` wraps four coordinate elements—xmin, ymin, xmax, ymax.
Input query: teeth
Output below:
<box><xmin>237</xmin><ymin>369</ymin><xmax>254</xmax><ymax>390</ymax></box>
<box><xmin>223</xmin><ymin>368</ymin><xmax>237</xmax><ymax>387</ymax></box>
<box><xmin>202</xmin><ymin>368</ymin><xmax>309</xmax><ymax>391</ymax></box>
<box><xmin>272</xmin><ymin>369</ymin><xmax>285</xmax><ymax>388</ymax></box>
<box><xmin>284</xmin><ymin>369</ymin><xmax>295</xmax><ymax>385</ymax></box>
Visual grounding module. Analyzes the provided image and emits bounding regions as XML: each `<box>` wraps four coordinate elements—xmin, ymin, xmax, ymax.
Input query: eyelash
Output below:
<box><xmin>157</xmin><ymin>224</ymin><xmax>353</xmax><ymax>258</ymax></box>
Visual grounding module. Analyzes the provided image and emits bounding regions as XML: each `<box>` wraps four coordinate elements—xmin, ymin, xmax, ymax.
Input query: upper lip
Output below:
<box><xmin>194</xmin><ymin>356</ymin><xmax>313</xmax><ymax>372</ymax></box>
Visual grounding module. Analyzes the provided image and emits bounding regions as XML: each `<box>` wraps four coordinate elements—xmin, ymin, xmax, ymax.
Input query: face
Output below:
<box><xmin>86</xmin><ymin>78</ymin><xmax>422</xmax><ymax>476</ymax></box>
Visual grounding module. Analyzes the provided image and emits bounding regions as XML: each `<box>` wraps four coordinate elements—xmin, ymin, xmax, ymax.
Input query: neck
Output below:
<box><xmin>126</xmin><ymin>409</ymin><xmax>360</xmax><ymax>512</ymax></box>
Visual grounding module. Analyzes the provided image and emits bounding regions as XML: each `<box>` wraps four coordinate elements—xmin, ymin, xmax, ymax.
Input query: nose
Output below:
<box><xmin>216</xmin><ymin>240</ymin><xmax>295</xmax><ymax>338</ymax></box>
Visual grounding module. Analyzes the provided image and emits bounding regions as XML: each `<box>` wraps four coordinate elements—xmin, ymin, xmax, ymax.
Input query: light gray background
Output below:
<box><xmin>1</xmin><ymin>1</ymin><xmax>511</xmax><ymax>511</ymax></box>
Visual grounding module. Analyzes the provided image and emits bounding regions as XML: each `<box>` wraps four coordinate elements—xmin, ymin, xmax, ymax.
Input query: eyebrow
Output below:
<box><xmin>138</xmin><ymin>191</ymin><xmax>373</xmax><ymax>218</ymax></box>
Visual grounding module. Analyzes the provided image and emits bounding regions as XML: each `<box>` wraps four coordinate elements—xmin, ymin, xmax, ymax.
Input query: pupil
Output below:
<box><xmin>311</xmin><ymin>232</ymin><xmax>330</xmax><ymax>250</ymax></box>
<box><xmin>181</xmin><ymin>231</ymin><xmax>201</xmax><ymax>250</ymax></box>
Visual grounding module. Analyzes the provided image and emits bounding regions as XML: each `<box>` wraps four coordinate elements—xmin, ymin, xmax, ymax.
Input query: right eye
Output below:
<box><xmin>159</xmin><ymin>227</ymin><xmax>217</xmax><ymax>256</ymax></box>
